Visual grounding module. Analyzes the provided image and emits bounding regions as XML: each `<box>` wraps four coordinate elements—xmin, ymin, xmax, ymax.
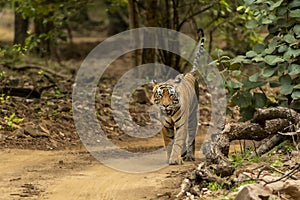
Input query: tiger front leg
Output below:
<box><xmin>169</xmin><ymin>124</ymin><xmax>187</xmax><ymax>165</ymax></box>
<box><xmin>161</xmin><ymin>122</ymin><xmax>174</xmax><ymax>162</ymax></box>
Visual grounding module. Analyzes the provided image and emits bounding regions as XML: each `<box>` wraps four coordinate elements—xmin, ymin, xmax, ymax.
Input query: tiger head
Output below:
<box><xmin>152</xmin><ymin>75</ymin><xmax>182</xmax><ymax>116</ymax></box>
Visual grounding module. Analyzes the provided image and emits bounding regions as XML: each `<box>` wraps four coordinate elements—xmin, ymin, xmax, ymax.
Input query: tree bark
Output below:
<box><xmin>34</xmin><ymin>16</ymin><xmax>54</xmax><ymax>57</ymax></box>
<box><xmin>13</xmin><ymin>2</ymin><xmax>29</xmax><ymax>46</ymax></box>
<box><xmin>127</xmin><ymin>0</ymin><xmax>141</xmax><ymax>67</ymax></box>
<box><xmin>142</xmin><ymin>0</ymin><xmax>158</xmax><ymax>65</ymax></box>
<box><xmin>106</xmin><ymin>1</ymin><xmax>128</xmax><ymax>36</ymax></box>
<box><xmin>204</xmin><ymin>107</ymin><xmax>300</xmax><ymax>177</ymax></box>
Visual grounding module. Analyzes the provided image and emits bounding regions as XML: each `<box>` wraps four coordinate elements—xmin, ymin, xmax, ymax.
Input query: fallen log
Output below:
<box><xmin>204</xmin><ymin>107</ymin><xmax>299</xmax><ymax>176</ymax></box>
<box><xmin>0</xmin><ymin>87</ymin><xmax>41</xmax><ymax>99</ymax></box>
<box><xmin>178</xmin><ymin>107</ymin><xmax>300</xmax><ymax>199</ymax></box>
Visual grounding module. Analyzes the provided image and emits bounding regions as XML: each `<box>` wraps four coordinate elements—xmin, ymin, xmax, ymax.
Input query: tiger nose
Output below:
<box><xmin>163</xmin><ymin>103</ymin><xmax>169</xmax><ymax>108</ymax></box>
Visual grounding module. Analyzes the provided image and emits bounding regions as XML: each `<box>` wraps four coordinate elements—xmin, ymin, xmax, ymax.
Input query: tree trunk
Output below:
<box><xmin>127</xmin><ymin>0</ymin><xmax>141</xmax><ymax>67</ymax></box>
<box><xmin>106</xmin><ymin>1</ymin><xmax>128</xmax><ymax>36</ymax></box>
<box><xmin>34</xmin><ymin>16</ymin><xmax>54</xmax><ymax>57</ymax></box>
<box><xmin>142</xmin><ymin>0</ymin><xmax>158</xmax><ymax>65</ymax></box>
<box><xmin>13</xmin><ymin>2</ymin><xmax>29</xmax><ymax>46</ymax></box>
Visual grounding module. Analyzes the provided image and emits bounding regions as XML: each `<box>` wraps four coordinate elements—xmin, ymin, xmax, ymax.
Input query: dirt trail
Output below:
<box><xmin>0</xmin><ymin>149</ymin><xmax>194</xmax><ymax>200</ymax></box>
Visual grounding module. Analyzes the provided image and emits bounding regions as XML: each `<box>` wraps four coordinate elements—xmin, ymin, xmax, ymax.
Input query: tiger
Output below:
<box><xmin>151</xmin><ymin>29</ymin><xmax>205</xmax><ymax>165</ymax></box>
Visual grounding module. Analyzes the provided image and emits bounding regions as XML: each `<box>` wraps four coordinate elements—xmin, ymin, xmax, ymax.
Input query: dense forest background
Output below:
<box><xmin>1</xmin><ymin>0</ymin><xmax>299</xmax><ymax>120</ymax></box>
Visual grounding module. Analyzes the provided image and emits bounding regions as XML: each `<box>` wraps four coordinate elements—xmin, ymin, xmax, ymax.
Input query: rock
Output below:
<box><xmin>278</xmin><ymin>180</ymin><xmax>300</xmax><ymax>200</ymax></box>
<box><xmin>261</xmin><ymin>176</ymin><xmax>300</xmax><ymax>200</ymax></box>
<box><xmin>234</xmin><ymin>183</ymin><xmax>273</xmax><ymax>200</ymax></box>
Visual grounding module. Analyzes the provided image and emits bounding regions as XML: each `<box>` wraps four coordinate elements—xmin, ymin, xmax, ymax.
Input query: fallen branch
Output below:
<box><xmin>2</xmin><ymin>64</ymin><xmax>71</xmax><ymax>80</ymax></box>
<box><xmin>256</xmin><ymin>164</ymin><xmax>299</xmax><ymax>180</ymax></box>
<box><xmin>175</xmin><ymin>107</ymin><xmax>300</xmax><ymax>199</ymax></box>
<box><xmin>0</xmin><ymin>87</ymin><xmax>41</xmax><ymax>99</ymax></box>
<box><xmin>264</xmin><ymin>162</ymin><xmax>300</xmax><ymax>185</ymax></box>
<box><xmin>253</xmin><ymin>107</ymin><xmax>300</xmax><ymax>125</ymax></box>
<box><xmin>250</xmin><ymin>134</ymin><xmax>284</xmax><ymax>158</ymax></box>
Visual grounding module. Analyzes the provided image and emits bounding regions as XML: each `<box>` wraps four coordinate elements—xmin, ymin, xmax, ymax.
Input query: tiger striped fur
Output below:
<box><xmin>152</xmin><ymin>29</ymin><xmax>204</xmax><ymax>165</ymax></box>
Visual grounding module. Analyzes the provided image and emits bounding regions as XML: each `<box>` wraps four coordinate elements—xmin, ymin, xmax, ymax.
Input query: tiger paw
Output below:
<box><xmin>169</xmin><ymin>156</ymin><xmax>183</xmax><ymax>165</ymax></box>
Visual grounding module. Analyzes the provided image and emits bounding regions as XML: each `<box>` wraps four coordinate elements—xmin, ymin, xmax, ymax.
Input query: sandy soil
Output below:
<box><xmin>0</xmin><ymin>148</ymin><xmax>196</xmax><ymax>200</ymax></box>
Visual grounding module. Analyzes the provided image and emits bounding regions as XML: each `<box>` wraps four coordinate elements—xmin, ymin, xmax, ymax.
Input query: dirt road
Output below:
<box><xmin>0</xmin><ymin>149</ymin><xmax>195</xmax><ymax>200</ymax></box>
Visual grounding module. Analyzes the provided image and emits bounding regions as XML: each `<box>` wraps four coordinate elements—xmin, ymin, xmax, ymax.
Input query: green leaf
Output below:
<box><xmin>289</xmin><ymin>0</ymin><xmax>300</xmax><ymax>9</ymax></box>
<box><xmin>231</xmin><ymin>55</ymin><xmax>251</xmax><ymax>65</ymax></box>
<box><xmin>292</xmin><ymin>90</ymin><xmax>300</xmax><ymax>99</ymax></box>
<box><xmin>288</xmin><ymin>64</ymin><xmax>300</xmax><ymax>75</ymax></box>
<box><xmin>13</xmin><ymin>118</ymin><xmax>24</xmax><ymax>124</ymax></box>
<box><xmin>232</xmin><ymin>91</ymin><xmax>252</xmax><ymax>108</ymax></box>
<box><xmin>290</xmin><ymin>9</ymin><xmax>300</xmax><ymax>18</ymax></box>
<box><xmin>269</xmin><ymin>0</ymin><xmax>283</xmax><ymax>10</ymax></box>
<box><xmin>262</xmin><ymin>17</ymin><xmax>272</xmax><ymax>24</ymax></box>
<box><xmin>279</xmin><ymin>74</ymin><xmax>292</xmax><ymax>85</ymax></box>
<box><xmin>253</xmin><ymin>93</ymin><xmax>267</xmax><ymax>108</ymax></box>
<box><xmin>284</xmin><ymin>48</ymin><xmax>300</xmax><ymax>60</ymax></box>
<box><xmin>264</xmin><ymin>46</ymin><xmax>276</xmax><ymax>54</ymax></box>
<box><xmin>294</xmin><ymin>25</ymin><xmax>300</xmax><ymax>36</ymax></box>
<box><xmin>226</xmin><ymin>80</ymin><xmax>243</xmax><ymax>89</ymax></box>
<box><xmin>293</xmin><ymin>84</ymin><xmax>300</xmax><ymax>89</ymax></box>
<box><xmin>9</xmin><ymin>113</ymin><xmax>15</xmax><ymax>121</ymax></box>
<box><xmin>291</xmin><ymin>49</ymin><xmax>300</xmax><ymax>58</ymax></box>
<box><xmin>269</xmin><ymin>37</ymin><xmax>281</xmax><ymax>49</ymax></box>
<box><xmin>278</xmin><ymin>45</ymin><xmax>288</xmax><ymax>53</ymax></box>
<box><xmin>269</xmin><ymin>81</ymin><xmax>281</xmax><ymax>87</ymax></box>
<box><xmin>279</xmin><ymin>74</ymin><xmax>293</xmax><ymax>95</ymax></box>
<box><xmin>237</xmin><ymin>6</ymin><xmax>244</xmax><ymax>11</ymax></box>
<box><xmin>246</xmin><ymin>20</ymin><xmax>258</xmax><ymax>29</ymax></box>
<box><xmin>264</xmin><ymin>55</ymin><xmax>284</xmax><ymax>66</ymax></box>
<box><xmin>278</xmin><ymin>62</ymin><xmax>288</xmax><ymax>73</ymax></box>
<box><xmin>244</xmin><ymin>0</ymin><xmax>255</xmax><ymax>6</ymax></box>
<box><xmin>280</xmin><ymin>85</ymin><xmax>293</xmax><ymax>95</ymax></box>
<box><xmin>283</xmin><ymin>48</ymin><xmax>292</xmax><ymax>60</ymax></box>
<box><xmin>249</xmin><ymin>73</ymin><xmax>259</xmax><ymax>82</ymax></box>
<box><xmin>246</xmin><ymin>50</ymin><xmax>257</xmax><ymax>58</ymax></box>
<box><xmin>252</xmin><ymin>56</ymin><xmax>264</xmax><ymax>62</ymax></box>
<box><xmin>253</xmin><ymin>44</ymin><xmax>265</xmax><ymax>54</ymax></box>
<box><xmin>240</xmin><ymin>106</ymin><xmax>256</xmax><ymax>121</ymax></box>
<box><xmin>243</xmin><ymin>78</ymin><xmax>266</xmax><ymax>90</ymax></box>
<box><xmin>277</xmin><ymin>6</ymin><xmax>288</xmax><ymax>15</ymax></box>
<box><xmin>262</xmin><ymin>67</ymin><xmax>277</xmax><ymax>77</ymax></box>
<box><xmin>283</xmin><ymin>34</ymin><xmax>296</xmax><ymax>44</ymax></box>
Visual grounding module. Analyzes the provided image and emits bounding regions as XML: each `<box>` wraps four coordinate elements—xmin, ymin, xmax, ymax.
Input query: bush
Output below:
<box><xmin>222</xmin><ymin>0</ymin><xmax>300</xmax><ymax>120</ymax></box>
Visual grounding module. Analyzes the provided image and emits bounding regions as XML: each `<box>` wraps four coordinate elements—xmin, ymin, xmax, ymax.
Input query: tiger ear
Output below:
<box><xmin>153</xmin><ymin>79</ymin><xmax>158</xmax><ymax>84</ymax></box>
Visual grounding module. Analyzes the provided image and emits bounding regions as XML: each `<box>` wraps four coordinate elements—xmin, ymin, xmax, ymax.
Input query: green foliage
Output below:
<box><xmin>224</xmin><ymin>0</ymin><xmax>300</xmax><ymax>120</ymax></box>
<box><xmin>236</xmin><ymin>179</ymin><xmax>257</xmax><ymax>187</ymax></box>
<box><xmin>0</xmin><ymin>94</ymin><xmax>10</xmax><ymax>106</ymax></box>
<box><xmin>206</xmin><ymin>181</ymin><xmax>225</xmax><ymax>191</ymax></box>
<box><xmin>4</xmin><ymin>113</ymin><xmax>24</xmax><ymax>129</ymax></box>
<box><xmin>0</xmin><ymin>44</ymin><xmax>27</xmax><ymax>64</ymax></box>
<box><xmin>106</xmin><ymin>0</ymin><xmax>127</xmax><ymax>13</ymax></box>
<box><xmin>273</xmin><ymin>140</ymin><xmax>294</xmax><ymax>153</ymax></box>
<box><xmin>229</xmin><ymin>148</ymin><xmax>260</xmax><ymax>168</ymax></box>
<box><xmin>208</xmin><ymin>0</ymin><xmax>262</xmax><ymax>56</ymax></box>
<box><xmin>11</xmin><ymin>0</ymin><xmax>89</xmax><ymax>53</ymax></box>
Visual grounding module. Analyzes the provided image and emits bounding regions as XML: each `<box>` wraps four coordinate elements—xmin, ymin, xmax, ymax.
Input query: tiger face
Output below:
<box><xmin>152</xmin><ymin>82</ymin><xmax>180</xmax><ymax>116</ymax></box>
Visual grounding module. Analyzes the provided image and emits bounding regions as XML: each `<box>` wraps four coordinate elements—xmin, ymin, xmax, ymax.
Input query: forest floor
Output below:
<box><xmin>0</xmin><ymin>13</ymin><xmax>210</xmax><ymax>197</ymax></box>
<box><xmin>0</xmin><ymin>55</ymin><xmax>208</xmax><ymax>199</ymax></box>
<box><xmin>0</xmin><ymin>9</ymin><xmax>218</xmax><ymax>199</ymax></box>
